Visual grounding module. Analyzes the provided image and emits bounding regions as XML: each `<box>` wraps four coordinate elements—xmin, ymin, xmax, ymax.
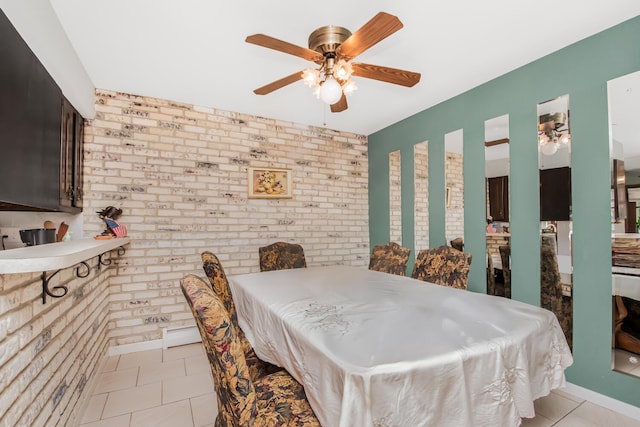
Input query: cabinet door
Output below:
<box><xmin>72</xmin><ymin>108</ymin><xmax>84</xmax><ymax>208</ymax></box>
<box><xmin>59</xmin><ymin>98</ymin><xmax>74</xmax><ymax>209</ymax></box>
<box><xmin>539</xmin><ymin>167</ymin><xmax>571</xmax><ymax>221</ymax></box>
<box><xmin>0</xmin><ymin>10</ymin><xmax>61</xmax><ymax>210</ymax></box>
<box><xmin>59</xmin><ymin>98</ymin><xmax>84</xmax><ymax>211</ymax></box>
<box><xmin>488</xmin><ymin>176</ymin><xmax>509</xmax><ymax>221</ymax></box>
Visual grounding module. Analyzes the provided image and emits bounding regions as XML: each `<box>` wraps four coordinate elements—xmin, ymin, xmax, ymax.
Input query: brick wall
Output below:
<box><xmin>445</xmin><ymin>152</ymin><xmax>464</xmax><ymax>242</ymax></box>
<box><xmin>414</xmin><ymin>142</ymin><xmax>429</xmax><ymax>251</ymax></box>
<box><xmin>389</xmin><ymin>151</ymin><xmax>402</xmax><ymax>244</ymax></box>
<box><xmin>83</xmin><ymin>89</ymin><xmax>370</xmax><ymax>346</ymax></box>
<box><xmin>0</xmin><ymin>255</ymin><xmax>116</xmax><ymax>427</ymax></box>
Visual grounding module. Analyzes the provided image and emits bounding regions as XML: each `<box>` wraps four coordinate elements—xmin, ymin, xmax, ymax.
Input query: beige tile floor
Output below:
<box><xmin>78</xmin><ymin>343</ymin><xmax>217</xmax><ymax>427</ymax></box>
<box><xmin>78</xmin><ymin>343</ymin><xmax>640</xmax><ymax>427</ymax></box>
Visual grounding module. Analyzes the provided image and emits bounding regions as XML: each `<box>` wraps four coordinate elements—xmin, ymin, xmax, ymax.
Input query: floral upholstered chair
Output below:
<box><xmin>450</xmin><ymin>237</ymin><xmax>464</xmax><ymax>252</ymax></box>
<box><xmin>486</xmin><ymin>250</ymin><xmax>496</xmax><ymax>296</ymax></box>
<box><xmin>411</xmin><ymin>245</ymin><xmax>472</xmax><ymax>289</ymax></box>
<box><xmin>180</xmin><ymin>274</ymin><xmax>321</xmax><ymax>427</ymax></box>
<box><xmin>540</xmin><ymin>235</ymin><xmax>563</xmax><ymax>315</ymax></box>
<box><xmin>368</xmin><ymin>241</ymin><xmax>411</xmax><ymax>276</ymax></box>
<box><xmin>258</xmin><ymin>242</ymin><xmax>307</xmax><ymax>272</ymax></box>
<box><xmin>201</xmin><ymin>251</ymin><xmax>281</xmax><ymax>381</ymax></box>
<box><xmin>499</xmin><ymin>245</ymin><xmax>511</xmax><ymax>299</ymax></box>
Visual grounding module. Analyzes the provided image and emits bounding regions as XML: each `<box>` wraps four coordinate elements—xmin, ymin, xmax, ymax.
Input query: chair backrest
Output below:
<box><xmin>486</xmin><ymin>250</ymin><xmax>496</xmax><ymax>296</ymax></box>
<box><xmin>180</xmin><ymin>274</ymin><xmax>257</xmax><ymax>427</ymax></box>
<box><xmin>368</xmin><ymin>241</ymin><xmax>411</xmax><ymax>276</ymax></box>
<box><xmin>411</xmin><ymin>245</ymin><xmax>472</xmax><ymax>289</ymax></box>
<box><xmin>259</xmin><ymin>242</ymin><xmax>307</xmax><ymax>272</ymax></box>
<box><xmin>450</xmin><ymin>237</ymin><xmax>464</xmax><ymax>252</ymax></box>
<box><xmin>201</xmin><ymin>251</ymin><xmax>239</xmax><ymax>324</ymax></box>
<box><xmin>202</xmin><ymin>251</ymin><xmax>281</xmax><ymax>382</ymax></box>
<box><xmin>540</xmin><ymin>235</ymin><xmax>562</xmax><ymax>314</ymax></box>
<box><xmin>498</xmin><ymin>245</ymin><xmax>511</xmax><ymax>299</ymax></box>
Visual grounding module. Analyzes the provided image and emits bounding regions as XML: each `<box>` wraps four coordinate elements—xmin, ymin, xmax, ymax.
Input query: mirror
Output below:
<box><xmin>445</xmin><ymin>130</ymin><xmax>464</xmax><ymax>249</ymax></box>
<box><xmin>485</xmin><ymin>115</ymin><xmax>510</xmax><ymax>297</ymax></box>
<box><xmin>609</xmin><ymin>70</ymin><xmax>640</xmax><ymax>377</ymax></box>
<box><xmin>389</xmin><ymin>150</ymin><xmax>402</xmax><ymax>244</ymax></box>
<box><xmin>414</xmin><ymin>141</ymin><xmax>429</xmax><ymax>251</ymax></box>
<box><xmin>537</xmin><ymin>94</ymin><xmax>573</xmax><ymax>350</ymax></box>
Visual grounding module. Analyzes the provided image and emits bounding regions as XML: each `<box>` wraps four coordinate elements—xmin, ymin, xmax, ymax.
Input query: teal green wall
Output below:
<box><xmin>368</xmin><ymin>16</ymin><xmax>640</xmax><ymax>407</ymax></box>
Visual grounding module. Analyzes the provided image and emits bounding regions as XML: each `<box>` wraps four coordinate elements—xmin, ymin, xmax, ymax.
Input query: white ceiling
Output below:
<box><xmin>49</xmin><ymin>1</ymin><xmax>640</xmax><ymax>135</ymax></box>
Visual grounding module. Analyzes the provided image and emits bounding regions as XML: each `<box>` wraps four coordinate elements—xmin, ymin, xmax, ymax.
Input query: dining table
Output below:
<box><xmin>228</xmin><ymin>265</ymin><xmax>573</xmax><ymax>427</ymax></box>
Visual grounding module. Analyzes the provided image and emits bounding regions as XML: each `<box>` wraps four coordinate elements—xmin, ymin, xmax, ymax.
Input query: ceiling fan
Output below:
<box><xmin>245</xmin><ymin>12</ymin><xmax>421</xmax><ymax>113</ymax></box>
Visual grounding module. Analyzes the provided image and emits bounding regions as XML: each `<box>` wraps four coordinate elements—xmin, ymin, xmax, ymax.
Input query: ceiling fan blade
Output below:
<box><xmin>254</xmin><ymin>71</ymin><xmax>304</xmax><ymax>95</ymax></box>
<box><xmin>352</xmin><ymin>62</ymin><xmax>421</xmax><ymax>87</ymax></box>
<box><xmin>246</xmin><ymin>34</ymin><xmax>323</xmax><ymax>63</ymax></box>
<box><xmin>330</xmin><ymin>93</ymin><xmax>348</xmax><ymax>113</ymax></box>
<box><xmin>336</xmin><ymin>12</ymin><xmax>403</xmax><ymax>59</ymax></box>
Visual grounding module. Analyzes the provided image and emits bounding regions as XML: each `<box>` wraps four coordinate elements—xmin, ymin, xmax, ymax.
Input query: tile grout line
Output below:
<box><xmin>551</xmin><ymin>400</ymin><xmax>585</xmax><ymax>426</ymax></box>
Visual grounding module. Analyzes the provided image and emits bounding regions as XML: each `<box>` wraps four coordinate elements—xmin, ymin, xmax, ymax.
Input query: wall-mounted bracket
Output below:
<box><xmin>41</xmin><ymin>245</ymin><xmax>127</xmax><ymax>304</ymax></box>
<box><xmin>41</xmin><ymin>260</ymin><xmax>91</xmax><ymax>304</ymax></box>
<box><xmin>97</xmin><ymin>253</ymin><xmax>112</xmax><ymax>272</ymax></box>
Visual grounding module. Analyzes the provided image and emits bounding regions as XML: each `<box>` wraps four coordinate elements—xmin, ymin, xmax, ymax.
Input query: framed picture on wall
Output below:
<box><xmin>248</xmin><ymin>166</ymin><xmax>293</xmax><ymax>199</ymax></box>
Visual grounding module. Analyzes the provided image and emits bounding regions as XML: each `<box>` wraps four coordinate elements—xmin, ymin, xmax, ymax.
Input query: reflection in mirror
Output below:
<box><xmin>609</xmin><ymin>70</ymin><xmax>640</xmax><ymax>377</ymax></box>
<box><xmin>389</xmin><ymin>150</ymin><xmax>402</xmax><ymax>244</ymax></box>
<box><xmin>445</xmin><ymin>130</ymin><xmax>464</xmax><ymax>250</ymax></box>
<box><xmin>414</xmin><ymin>141</ymin><xmax>429</xmax><ymax>251</ymax></box>
<box><xmin>485</xmin><ymin>115</ymin><xmax>510</xmax><ymax>298</ymax></box>
<box><xmin>537</xmin><ymin>94</ymin><xmax>573</xmax><ymax>351</ymax></box>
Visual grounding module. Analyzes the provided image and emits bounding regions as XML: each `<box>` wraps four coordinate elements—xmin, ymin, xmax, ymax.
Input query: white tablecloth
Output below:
<box><xmin>613</xmin><ymin>274</ymin><xmax>640</xmax><ymax>300</ymax></box>
<box><xmin>229</xmin><ymin>265</ymin><xmax>573</xmax><ymax>427</ymax></box>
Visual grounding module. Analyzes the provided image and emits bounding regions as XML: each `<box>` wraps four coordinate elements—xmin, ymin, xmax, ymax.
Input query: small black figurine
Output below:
<box><xmin>97</xmin><ymin>206</ymin><xmax>127</xmax><ymax>237</ymax></box>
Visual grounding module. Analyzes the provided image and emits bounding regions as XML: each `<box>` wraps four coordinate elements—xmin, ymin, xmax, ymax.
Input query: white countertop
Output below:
<box><xmin>0</xmin><ymin>238</ymin><xmax>130</xmax><ymax>274</ymax></box>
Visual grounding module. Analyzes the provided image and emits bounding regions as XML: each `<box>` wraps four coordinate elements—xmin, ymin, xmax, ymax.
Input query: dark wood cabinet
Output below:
<box><xmin>0</xmin><ymin>9</ymin><xmax>61</xmax><ymax>211</ymax></box>
<box><xmin>625</xmin><ymin>201</ymin><xmax>637</xmax><ymax>233</ymax></box>
<box><xmin>488</xmin><ymin>176</ymin><xmax>509</xmax><ymax>221</ymax></box>
<box><xmin>539</xmin><ymin>167</ymin><xmax>571</xmax><ymax>221</ymax></box>
<box><xmin>60</xmin><ymin>98</ymin><xmax>84</xmax><ymax>211</ymax></box>
<box><xmin>0</xmin><ymin>9</ymin><xmax>83</xmax><ymax>212</ymax></box>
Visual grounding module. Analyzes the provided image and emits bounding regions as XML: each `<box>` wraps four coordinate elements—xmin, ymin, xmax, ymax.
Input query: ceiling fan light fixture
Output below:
<box><xmin>538</xmin><ymin>111</ymin><xmax>571</xmax><ymax>156</ymax></box>
<box><xmin>333</xmin><ymin>59</ymin><xmax>353</xmax><ymax>81</ymax></box>
<box><xmin>320</xmin><ymin>76</ymin><xmax>343</xmax><ymax>104</ymax></box>
<box><xmin>540</xmin><ymin>141</ymin><xmax>559</xmax><ymax>156</ymax></box>
<box><xmin>302</xmin><ymin>68</ymin><xmax>320</xmax><ymax>87</ymax></box>
<box><xmin>343</xmin><ymin>78</ymin><xmax>357</xmax><ymax>96</ymax></box>
<box><xmin>246</xmin><ymin>12</ymin><xmax>421</xmax><ymax>112</ymax></box>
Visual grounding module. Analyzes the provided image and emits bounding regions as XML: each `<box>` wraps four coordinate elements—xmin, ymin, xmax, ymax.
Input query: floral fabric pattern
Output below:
<box><xmin>368</xmin><ymin>241</ymin><xmax>411</xmax><ymax>276</ymax></box>
<box><xmin>411</xmin><ymin>245</ymin><xmax>472</xmax><ymax>289</ymax></box>
<box><xmin>486</xmin><ymin>250</ymin><xmax>496</xmax><ymax>296</ymax></box>
<box><xmin>540</xmin><ymin>235</ymin><xmax>563</xmax><ymax>314</ymax></box>
<box><xmin>540</xmin><ymin>235</ymin><xmax>572</xmax><ymax>349</ymax></box>
<box><xmin>259</xmin><ymin>242</ymin><xmax>307</xmax><ymax>272</ymax></box>
<box><xmin>201</xmin><ymin>251</ymin><xmax>281</xmax><ymax>382</ymax></box>
<box><xmin>180</xmin><ymin>274</ymin><xmax>320</xmax><ymax>427</ymax></box>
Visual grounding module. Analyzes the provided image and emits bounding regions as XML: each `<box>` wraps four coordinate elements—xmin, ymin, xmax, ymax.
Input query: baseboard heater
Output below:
<box><xmin>162</xmin><ymin>325</ymin><xmax>201</xmax><ymax>349</ymax></box>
